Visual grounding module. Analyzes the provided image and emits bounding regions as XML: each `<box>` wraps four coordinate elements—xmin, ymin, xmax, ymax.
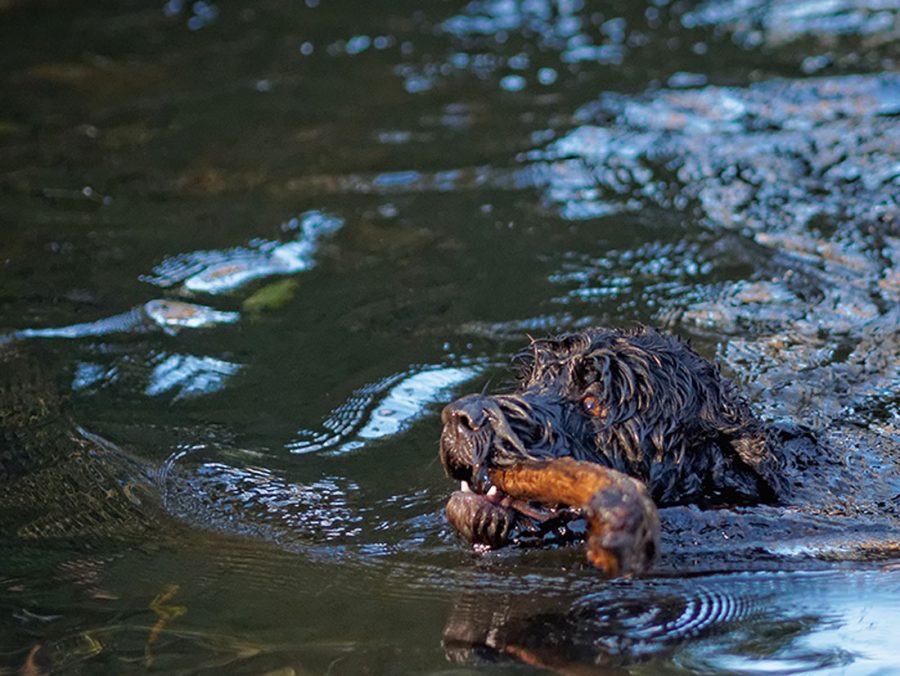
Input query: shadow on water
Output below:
<box><xmin>0</xmin><ymin>0</ymin><xmax>898</xmax><ymax>673</ymax></box>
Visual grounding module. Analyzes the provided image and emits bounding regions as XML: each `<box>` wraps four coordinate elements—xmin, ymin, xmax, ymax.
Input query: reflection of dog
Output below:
<box><xmin>442</xmin><ymin>586</ymin><xmax>723</xmax><ymax>671</ymax></box>
<box><xmin>440</xmin><ymin>326</ymin><xmax>786</xmax><ymax>573</ymax></box>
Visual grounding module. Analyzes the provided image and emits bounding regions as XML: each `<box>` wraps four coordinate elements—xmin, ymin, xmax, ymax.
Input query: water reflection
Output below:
<box><xmin>549</xmin><ymin>239</ymin><xmax>716</xmax><ymax>311</ymax></box>
<box><xmin>443</xmin><ymin>579</ymin><xmax>759</xmax><ymax>669</ymax></box>
<box><xmin>400</xmin><ymin>0</ymin><xmax>647</xmax><ymax>94</ymax></box>
<box><xmin>142</xmin><ymin>210</ymin><xmax>343</xmax><ymax>294</ymax></box>
<box><xmin>163</xmin><ymin>0</ymin><xmax>219</xmax><ymax>31</ymax></box>
<box><xmin>443</xmin><ymin>569</ymin><xmax>900</xmax><ymax>673</ymax></box>
<box><xmin>145</xmin><ymin>353</ymin><xmax>240</xmax><ymax>400</ymax></box>
<box><xmin>524</xmin><ymin>72</ymin><xmax>899</xmax><ymax>431</ymax></box>
<box><xmin>288</xmin><ymin>364</ymin><xmax>483</xmax><ymax>455</ymax></box>
<box><xmin>5</xmin><ymin>210</ymin><xmax>342</xmax><ymax>341</ymax></box>
<box><xmin>10</xmin><ymin>300</ymin><xmax>239</xmax><ymax>341</ymax></box>
<box><xmin>685</xmin><ymin>0</ymin><xmax>899</xmax><ymax>58</ymax></box>
<box><xmin>530</xmin><ymin>73</ymin><xmax>900</xmax><ymax>228</ymax></box>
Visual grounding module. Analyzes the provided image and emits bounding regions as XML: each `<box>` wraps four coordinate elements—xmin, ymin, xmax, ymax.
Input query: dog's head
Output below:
<box><xmin>440</xmin><ymin>326</ymin><xmax>780</xmax><ymax>508</ymax></box>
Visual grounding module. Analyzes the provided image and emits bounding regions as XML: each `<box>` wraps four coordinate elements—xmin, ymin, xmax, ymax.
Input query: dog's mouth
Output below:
<box><xmin>444</xmin><ymin>475</ymin><xmax>588</xmax><ymax>551</ymax></box>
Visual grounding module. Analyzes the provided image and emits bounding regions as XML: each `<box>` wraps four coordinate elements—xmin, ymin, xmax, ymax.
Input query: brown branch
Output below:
<box><xmin>490</xmin><ymin>458</ymin><xmax>660</xmax><ymax>576</ymax></box>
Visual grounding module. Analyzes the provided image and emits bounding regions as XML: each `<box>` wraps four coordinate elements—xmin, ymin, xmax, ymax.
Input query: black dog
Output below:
<box><xmin>440</xmin><ymin>326</ymin><xmax>789</xmax><ymax>558</ymax></box>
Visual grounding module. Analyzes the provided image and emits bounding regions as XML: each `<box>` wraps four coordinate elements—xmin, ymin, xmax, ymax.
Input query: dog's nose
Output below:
<box><xmin>441</xmin><ymin>394</ymin><xmax>491</xmax><ymax>430</ymax></box>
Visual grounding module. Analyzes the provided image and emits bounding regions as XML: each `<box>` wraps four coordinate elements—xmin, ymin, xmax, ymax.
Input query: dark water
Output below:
<box><xmin>1</xmin><ymin>0</ymin><xmax>898</xmax><ymax>673</ymax></box>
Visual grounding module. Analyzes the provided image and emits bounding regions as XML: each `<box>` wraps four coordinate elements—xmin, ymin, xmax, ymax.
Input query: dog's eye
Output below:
<box><xmin>582</xmin><ymin>394</ymin><xmax>604</xmax><ymax>417</ymax></box>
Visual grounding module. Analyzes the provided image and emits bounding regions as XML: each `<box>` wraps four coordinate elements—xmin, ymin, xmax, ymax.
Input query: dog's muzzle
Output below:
<box><xmin>439</xmin><ymin>393</ymin><xmax>533</xmax><ymax>491</ymax></box>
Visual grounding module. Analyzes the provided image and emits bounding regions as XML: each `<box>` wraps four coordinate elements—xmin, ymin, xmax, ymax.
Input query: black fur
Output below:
<box><xmin>440</xmin><ymin>326</ymin><xmax>785</xmax><ymax>507</ymax></box>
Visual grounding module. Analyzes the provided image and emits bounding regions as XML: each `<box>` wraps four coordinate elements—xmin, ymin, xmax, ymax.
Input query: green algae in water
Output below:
<box><xmin>242</xmin><ymin>279</ymin><xmax>299</xmax><ymax>313</ymax></box>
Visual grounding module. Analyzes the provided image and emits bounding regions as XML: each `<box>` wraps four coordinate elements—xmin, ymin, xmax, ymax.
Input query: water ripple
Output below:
<box><xmin>288</xmin><ymin>364</ymin><xmax>483</xmax><ymax>455</ymax></box>
<box><xmin>145</xmin><ymin>353</ymin><xmax>241</xmax><ymax>400</ymax></box>
<box><xmin>141</xmin><ymin>210</ymin><xmax>342</xmax><ymax>294</ymax></box>
<box><xmin>161</xmin><ymin>458</ymin><xmax>363</xmax><ymax>543</ymax></box>
<box><xmin>685</xmin><ymin>0</ymin><xmax>900</xmax><ymax>57</ymax></box>
<box><xmin>9</xmin><ymin>300</ymin><xmax>238</xmax><ymax>341</ymax></box>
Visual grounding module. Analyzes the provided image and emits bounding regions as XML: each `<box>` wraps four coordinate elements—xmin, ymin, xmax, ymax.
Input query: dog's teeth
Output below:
<box><xmin>487</xmin><ymin>486</ymin><xmax>499</xmax><ymax>497</ymax></box>
<box><xmin>460</xmin><ymin>481</ymin><xmax>472</xmax><ymax>493</ymax></box>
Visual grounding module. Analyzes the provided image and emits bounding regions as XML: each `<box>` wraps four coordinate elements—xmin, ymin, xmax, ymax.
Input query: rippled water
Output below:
<box><xmin>0</xmin><ymin>0</ymin><xmax>897</xmax><ymax>673</ymax></box>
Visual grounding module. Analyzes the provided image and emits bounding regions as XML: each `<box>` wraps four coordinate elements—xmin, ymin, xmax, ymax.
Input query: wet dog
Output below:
<box><xmin>439</xmin><ymin>326</ymin><xmax>787</xmax><ymax>573</ymax></box>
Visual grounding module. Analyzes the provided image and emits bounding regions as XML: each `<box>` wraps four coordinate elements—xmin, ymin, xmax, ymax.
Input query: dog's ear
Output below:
<box><xmin>513</xmin><ymin>332</ymin><xmax>595</xmax><ymax>388</ymax></box>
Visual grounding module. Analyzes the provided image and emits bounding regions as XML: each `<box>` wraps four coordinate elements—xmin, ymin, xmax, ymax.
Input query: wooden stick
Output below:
<box><xmin>490</xmin><ymin>458</ymin><xmax>660</xmax><ymax>576</ymax></box>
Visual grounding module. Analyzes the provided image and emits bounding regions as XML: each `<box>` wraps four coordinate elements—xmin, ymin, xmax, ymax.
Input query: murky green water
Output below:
<box><xmin>1</xmin><ymin>0</ymin><xmax>898</xmax><ymax>673</ymax></box>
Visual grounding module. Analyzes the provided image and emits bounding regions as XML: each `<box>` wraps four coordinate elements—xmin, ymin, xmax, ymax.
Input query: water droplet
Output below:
<box><xmin>500</xmin><ymin>74</ymin><xmax>526</xmax><ymax>92</ymax></box>
<box><xmin>537</xmin><ymin>67</ymin><xmax>558</xmax><ymax>85</ymax></box>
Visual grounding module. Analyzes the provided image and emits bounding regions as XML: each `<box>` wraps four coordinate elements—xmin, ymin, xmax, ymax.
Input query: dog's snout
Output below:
<box><xmin>440</xmin><ymin>395</ymin><xmax>499</xmax><ymax>485</ymax></box>
<box><xmin>441</xmin><ymin>394</ymin><xmax>492</xmax><ymax>430</ymax></box>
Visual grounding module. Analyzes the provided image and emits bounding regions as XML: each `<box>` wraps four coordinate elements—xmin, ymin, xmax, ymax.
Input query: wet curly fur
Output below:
<box><xmin>440</xmin><ymin>326</ymin><xmax>786</xmax><ymax>507</ymax></box>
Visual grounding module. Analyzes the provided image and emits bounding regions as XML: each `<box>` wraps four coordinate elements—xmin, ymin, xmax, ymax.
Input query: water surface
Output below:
<box><xmin>0</xmin><ymin>0</ymin><xmax>898</xmax><ymax>673</ymax></box>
